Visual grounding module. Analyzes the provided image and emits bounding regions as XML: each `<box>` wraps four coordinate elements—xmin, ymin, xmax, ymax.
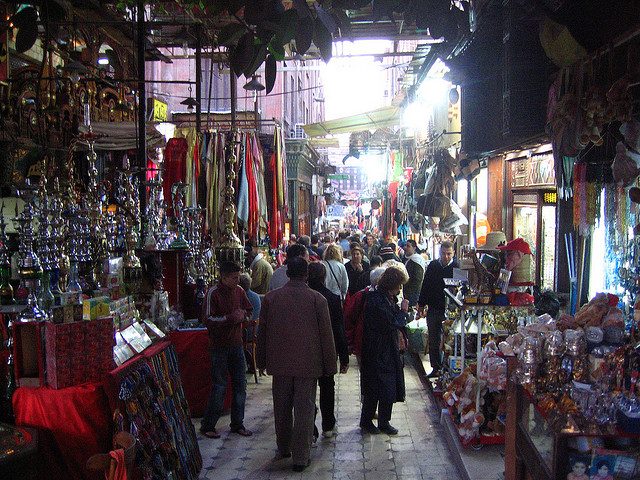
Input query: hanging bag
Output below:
<box><xmin>325</xmin><ymin>261</ymin><xmax>344</xmax><ymax>301</ymax></box>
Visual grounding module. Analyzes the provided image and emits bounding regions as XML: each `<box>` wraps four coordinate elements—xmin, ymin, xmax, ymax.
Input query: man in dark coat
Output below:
<box><xmin>308</xmin><ymin>262</ymin><xmax>349</xmax><ymax>438</ymax></box>
<box><xmin>257</xmin><ymin>257</ymin><xmax>337</xmax><ymax>472</ymax></box>
<box><xmin>418</xmin><ymin>241</ymin><xmax>458</xmax><ymax>377</ymax></box>
<box><xmin>360</xmin><ymin>266</ymin><xmax>409</xmax><ymax>436</ymax></box>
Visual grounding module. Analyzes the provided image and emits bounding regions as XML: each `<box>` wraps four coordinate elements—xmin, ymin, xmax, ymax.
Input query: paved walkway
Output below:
<box><xmin>196</xmin><ymin>358</ymin><xmax>461</xmax><ymax>480</ymax></box>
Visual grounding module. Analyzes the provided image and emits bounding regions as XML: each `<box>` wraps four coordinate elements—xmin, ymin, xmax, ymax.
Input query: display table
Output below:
<box><xmin>12</xmin><ymin>339</ymin><xmax>202</xmax><ymax>480</ymax></box>
<box><xmin>168</xmin><ymin>329</ymin><xmax>231</xmax><ymax>417</ymax></box>
<box><xmin>12</xmin><ymin>382</ymin><xmax>111</xmax><ymax>480</ymax></box>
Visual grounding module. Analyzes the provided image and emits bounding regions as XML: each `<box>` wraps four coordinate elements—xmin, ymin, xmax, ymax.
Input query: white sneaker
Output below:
<box><xmin>322</xmin><ymin>429</ymin><xmax>334</xmax><ymax>438</ymax></box>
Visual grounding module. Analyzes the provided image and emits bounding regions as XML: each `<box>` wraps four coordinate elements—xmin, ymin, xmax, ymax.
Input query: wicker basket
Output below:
<box><xmin>511</xmin><ymin>254</ymin><xmax>534</xmax><ymax>285</ymax></box>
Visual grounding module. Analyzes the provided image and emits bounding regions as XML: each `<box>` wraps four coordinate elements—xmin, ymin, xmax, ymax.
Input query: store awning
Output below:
<box><xmin>303</xmin><ymin>106</ymin><xmax>401</xmax><ymax>137</ymax></box>
<box><xmin>78</xmin><ymin>123</ymin><xmax>166</xmax><ymax>151</ymax></box>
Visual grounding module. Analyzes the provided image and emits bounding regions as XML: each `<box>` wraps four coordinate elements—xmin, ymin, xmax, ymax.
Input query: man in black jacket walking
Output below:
<box><xmin>418</xmin><ymin>241</ymin><xmax>458</xmax><ymax>377</ymax></box>
<box><xmin>308</xmin><ymin>262</ymin><xmax>349</xmax><ymax>438</ymax></box>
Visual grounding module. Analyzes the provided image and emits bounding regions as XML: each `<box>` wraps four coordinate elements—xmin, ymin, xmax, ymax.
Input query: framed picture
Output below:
<box><xmin>566</xmin><ymin>453</ymin><xmax>590</xmax><ymax>480</ymax></box>
<box><xmin>591</xmin><ymin>449</ymin><xmax>638</xmax><ymax>480</ymax></box>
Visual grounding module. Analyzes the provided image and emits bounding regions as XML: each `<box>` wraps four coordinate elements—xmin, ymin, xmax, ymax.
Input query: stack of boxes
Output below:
<box><xmin>45</xmin><ymin>298</ymin><xmax>115</xmax><ymax>389</ymax></box>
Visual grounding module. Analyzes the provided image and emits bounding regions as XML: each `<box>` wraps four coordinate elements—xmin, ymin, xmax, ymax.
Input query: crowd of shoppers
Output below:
<box><xmin>202</xmin><ymin>228</ymin><xmax>456</xmax><ymax>472</ymax></box>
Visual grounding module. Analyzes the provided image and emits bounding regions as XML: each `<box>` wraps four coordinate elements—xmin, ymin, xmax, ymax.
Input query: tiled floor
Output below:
<box><xmin>195</xmin><ymin>359</ymin><xmax>461</xmax><ymax>480</ymax></box>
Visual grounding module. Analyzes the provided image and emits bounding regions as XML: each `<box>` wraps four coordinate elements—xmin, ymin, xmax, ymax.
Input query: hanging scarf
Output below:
<box><xmin>216</xmin><ymin>135</ymin><xmax>227</xmax><ymax>238</ymax></box>
<box><xmin>163</xmin><ymin>137</ymin><xmax>188</xmax><ymax>217</ymax></box>
<box><xmin>253</xmin><ymin>134</ymin><xmax>269</xmax><ymax>235</ymax></box>
<box><xmin>237</xmin><ymin>134</ymin><xmax>250</xmax><ymax>229</ymax></box>
<box><xmin>246</xmin><ymin>134</ymin><xmax>259</xmax><ymax>241</ymax></box>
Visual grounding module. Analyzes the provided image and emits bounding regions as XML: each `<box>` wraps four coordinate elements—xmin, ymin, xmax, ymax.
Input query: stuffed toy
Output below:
<box><xmin>612</xmin><ymin>141</ymin><xmax>640</xmax><ymax>187</ymax></box>
<box><xmin>606</xmin><ymin>77</ymin><xmax>633</xmax><ymax>123</ymax></box>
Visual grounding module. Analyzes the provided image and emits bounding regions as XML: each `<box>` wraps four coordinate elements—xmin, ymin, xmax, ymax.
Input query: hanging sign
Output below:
<box><xmin>147</xmin><ymin>98</ymin><xmax>168</xmax><ymax>122</ymax></box>
<box><xmin>328</xmin><ymin>174</ymin><xmax>349</xmax><ymax>180</ymax></box>
<box><xmin>511</xmin><ymin>153</ymin><xmax>556</xmax><ymax>188</ymax></box>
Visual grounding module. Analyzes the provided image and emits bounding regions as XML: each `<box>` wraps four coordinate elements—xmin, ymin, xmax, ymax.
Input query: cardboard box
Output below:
<box><xmin>45</xmin><ymin>317</ymin><xmax>115</xmax><ymax>389</ymax></box>
<box><xmin>13</xmin><ymin>322</ymin><xmax>45</xmax><ymax>388</ymax></box>
<box><xmin>83</xmin><ymin>296</ymin><xmax>111</xmax><ymax>321</ymax></box>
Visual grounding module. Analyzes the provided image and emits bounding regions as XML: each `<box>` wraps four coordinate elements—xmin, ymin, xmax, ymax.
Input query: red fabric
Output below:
<box><xmin>168</xmin><ymin>330</ymin><xmax>232</xmax><ymax>417</ymax></box>
<box><xmin>12</xmin><ymin>338</ymin><xmax>218</xmax><ymax>480</ymax></box>
<box><xmin>497</xmin><ymin>238</ymin><xmax>532</xmax><ymax>255</ymax></box>
<box><xmin>269</xmin><ymin>151</ymin><xmax>279</xmax><ymax>249</ymax></box>
<box><xmin>246</xmin><ymin>135</ymin><xmax>259</xmax><ymax>241</ymax></box>
<box><xmin>163</xmin><ymin>138</ymin><xmax>188</xmax><ymax>216</ymax></box>
<box><xmin>13</xmin><ymin>382</ymin><xmax>111</xmax><ymax>480</ymax></box>
<box><xmin>109</xmin><ymin>449</ymin><xmax>128</xmax><ymax>480</ymax></box>
<box><xmin>193</xmin><ymin>136</ymin><xmax>201</xmax><ymax>202</ymax></box>
<box><xmin>507</xmin><ymin>292</ymin><xmax>535</xmax><ymax>306</ymax></box>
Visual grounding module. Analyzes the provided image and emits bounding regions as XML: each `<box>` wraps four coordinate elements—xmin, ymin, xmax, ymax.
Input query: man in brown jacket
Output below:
<box><xmin>257</xmin><ymin>257</ymin><xmax>337</xmax><ymax>472</ymax></box>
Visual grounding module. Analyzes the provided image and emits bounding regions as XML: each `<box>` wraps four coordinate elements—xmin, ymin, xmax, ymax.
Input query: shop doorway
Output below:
<box><xmin>512</xmin><ymin>190</ymin><xmax>557</xmax><ymax>289</ymax></box>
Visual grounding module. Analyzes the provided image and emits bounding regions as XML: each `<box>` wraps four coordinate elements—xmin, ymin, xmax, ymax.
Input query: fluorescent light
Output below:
<box><xmin>98</xmin><ymin>57</ymin><xmax>109</xmax><ymax>65</ymax></box>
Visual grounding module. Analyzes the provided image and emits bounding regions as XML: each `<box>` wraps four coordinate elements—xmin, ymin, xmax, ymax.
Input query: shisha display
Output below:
<box><xmin>0</xmin><ymin>203</ymin><xmax>14</xmax><ymax>306</ymax></box>
<box><xmin>48</xmin><ymin>178</ymin><xmax>65</xmax><ymax>300</ymax></box>
<box><xmin>79</xmin><ymin>124</ymin><xmax>107</xmax><ymax>288</ymax></box>
<box><xmin>142</xmin><ymin>170</ymin><xmax>166</xmax><ymax>251</ymax></box>
<box><xmin>119</xmin><ymin>158</ymin><xmax>142</xmax><ymax>288</ymax></box>
<box><xmin>64</xmin><ymin>201</ymin><xmax>88</xmax><ymax>294</ymax></box>
<box><xmin>169</xmin><ymin>182</ymin><xmax>189</xmax><ymax>250</ymax></box>
<box><xmin>184</xmin><ymin>206</ymin><xmax>212</xmax><ymax>305</ymax></box>
<box><xmin>36</xmin><ymin>176</ymin><xmax>55</xmax><ymax>313</ymax></box>
<box><xmin>215</xmin><ymin>132</ymin><xmax>244</xmax><ymax>267</ymax></box>
<box><xmin>13</xmin><ymin>181</ymin><xmax>46</xmax><ymax>323</ymax></box>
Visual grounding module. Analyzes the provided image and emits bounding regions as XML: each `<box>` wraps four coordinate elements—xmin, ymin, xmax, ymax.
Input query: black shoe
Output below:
<box><xmin>426</xmin><ymin>369</ymin><xmax>440</xmax><ymax>378</ymax></box>
<box><xmin>292</xmin><ymin>461</ymin><xmax>310</xmax><ymax>472</ymax></box>
<box><xmin>379</xmin><ymin>424</ymin><xmax>398</xmax><ymax>435</ymax></box>
<box><xmin>359</xmin><ymin>422</ymin><xmax>380</xmax><ymax>434</ymax></box>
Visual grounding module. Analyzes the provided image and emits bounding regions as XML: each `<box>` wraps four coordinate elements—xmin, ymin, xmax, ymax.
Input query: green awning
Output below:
<box><xmin>303</xmin><ymin>106</ymin><xmax>401</xmax><ymax>137</ymax></box>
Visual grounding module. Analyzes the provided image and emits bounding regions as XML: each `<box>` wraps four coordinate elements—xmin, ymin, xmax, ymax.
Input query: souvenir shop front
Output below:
<box><xmin>1</xmin><ymin>62</ymin><xmax>291</xmax><ymax>480</ymax></box>
<box><xmin>505</xmin><ymin>145</ymin><xmax>557</xmax><ymax>290</ymax></box>
<box><xmin>285</xmin><ymin>138</ymin><xmax>319</xmax><ymax>237</ymax></box>
<box><xmin>420</xmin><ymin>24</ymin><xmax>640</xmax><ymax>480</ymax></box>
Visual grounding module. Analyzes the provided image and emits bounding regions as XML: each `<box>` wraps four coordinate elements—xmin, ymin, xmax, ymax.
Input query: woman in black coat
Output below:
<box><xmin>308</xmin><ymin>262</ymin><xmax>350</xmax><ymax>438</ymax></box>
<box><xmin>359</xmin><ymin>265</ymin><xmax>409</xmax><ymax>435</ymax></box>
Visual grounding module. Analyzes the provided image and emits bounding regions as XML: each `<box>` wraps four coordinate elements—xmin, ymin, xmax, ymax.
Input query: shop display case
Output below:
<box><xmin>505</xmin><ymin>357</ymin><xmax>640</xmax><ymax>480</ymax></box>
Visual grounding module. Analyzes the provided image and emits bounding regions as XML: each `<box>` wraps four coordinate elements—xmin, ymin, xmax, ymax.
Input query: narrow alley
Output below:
<box><xmin>196</xmin><ymin>361</ymin><xmax>461</xmax><ymax>480</ymax></box>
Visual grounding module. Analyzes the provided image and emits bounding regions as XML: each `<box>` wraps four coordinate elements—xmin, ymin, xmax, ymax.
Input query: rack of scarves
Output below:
<box><xmin>236</xmin><ymin>131</ymin><xmax>269</xmax><ymax>242</ymax></box>
<box><xmin>164</xmin><ymin>126</ymin><xmax>289</xmax><ymax>247</ymax></box>
<box><xmin>268</xmin><ymin>125</ymin><xmax>288</xmax><ymax>248</ymax></box>
<box><xmin>117</xmin><ymin>345</ymin><xmax>201</xmax><ymax>480</ymax></box>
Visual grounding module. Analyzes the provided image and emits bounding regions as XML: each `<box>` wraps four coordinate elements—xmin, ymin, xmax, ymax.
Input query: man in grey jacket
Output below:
<box><xmin>257</xmin><ymin>257</ymin><xmax>337</xmax><ymax>472</ymax></box>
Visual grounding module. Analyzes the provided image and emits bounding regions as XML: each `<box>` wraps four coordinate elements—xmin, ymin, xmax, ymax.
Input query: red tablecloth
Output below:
<box><xmin>168</xmin><ymin>329</ymin><xmax>231</xmax><ymax>417</ymax></box>
<box><xmin>12</xmin><ymin>341</ymin><xmax>174</xmax><ymax>480</ymax></box>
<box><xmin>12</xmin><ymin>382</ymin><xmax>111</xmax><ymax>480</ymax></box>
<box><xmin>11</xmin><ymin>334</ymin><xmax>224</xmax><ymax>479</ymax></box>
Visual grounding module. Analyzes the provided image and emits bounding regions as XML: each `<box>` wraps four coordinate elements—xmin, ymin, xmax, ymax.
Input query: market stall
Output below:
<box><xmin>13</xmin><ymin>340</ymin><xmax>202</xmax><ymax>480</ymax></box>
<box><xmin>503</xmin><ymin>294</ymin><xmax>640</xmax><ymax>479</ymax></box>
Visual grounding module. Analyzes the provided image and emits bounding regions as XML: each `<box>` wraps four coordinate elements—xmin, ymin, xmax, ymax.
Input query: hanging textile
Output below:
<box><xmin>163</xmin><ymin>137</ymin><xmax>188</xmax><ymax>217</ymax></box>
<box><xmin>246</xmin><ymin>134</ymin><xmax>260</xmax><ymax>241</ymax></box>
<box><xmin>268</xmin><ymin>127</ymin><xmax>288</xmax><ymax>248</ymax></box>
<box><xmin>205</xmin><ymin>132</ymin><xmax>223</xmax><ymax>236</ymax></box>
<box><xmin>174</xmin><ymin>127</ymin><xmax>199</xmax><ymax>207</ymax></box>
<box><xmin>237</xmin><ymin>137</ymin><xmax>250</xmax><ymax>229</ymax></box>
<box><xmin>254</xmin><ymin>135</ymin><xmax>269</xmax><ymax>236</ymax></box>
